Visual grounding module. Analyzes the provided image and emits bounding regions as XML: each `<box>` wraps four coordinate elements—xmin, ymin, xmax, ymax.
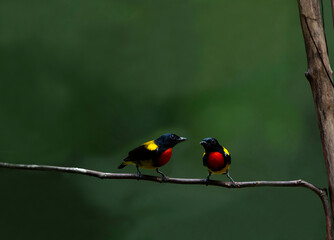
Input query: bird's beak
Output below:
<box><xmin>178</xmin><ymin>137</ymin><xmax>187</xmax><ymax>142</ymax></box>
<box><xmin>200</xmin><ymin>141</ymin><xmax>207</xmax><ymax>146</ymax></box>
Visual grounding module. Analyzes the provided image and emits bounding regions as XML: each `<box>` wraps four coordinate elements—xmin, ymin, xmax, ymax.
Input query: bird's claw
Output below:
<box><xmin>156</xmin><ymin>169</ymin><xmax>167</xmax><ymax>183</ymax></box>
<box><xmin>161</xmin><ymin>175</ymin><xmax>167</xmax><ymax>182</ymax></box>
<box><xmin>136</xmin><ymin>172</ymin><xmax>142</xmax><ymax>180</ymax></box>
<box><xmin>230</xmin><ymin>181</ymin><xmax>237</xmax><ymax>187</ymax></box>
<box><xmin>226</xmin><ymin>171</ymin><xmax>236</xmax><ymax>187</ymax></box>
<box><xmin>136</xmin><ymin>165</ymin><xmax>142</xmax><ymax>180</ymax></box>
<box><xmin>205</xmin><ymin>177</ymin><xmax>210</xmax><ymax>186</ymax></box>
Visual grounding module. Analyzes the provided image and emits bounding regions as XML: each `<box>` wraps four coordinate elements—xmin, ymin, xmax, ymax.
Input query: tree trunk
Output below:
<box><xmin>331</xmin><ymin>0</ymin><xmax>334</xmax><ymax>27</ymax></box>
<box><xmin>298</xmin><ymin>0</ymin><xmax>334</xmax><ymax>239</ymax></box>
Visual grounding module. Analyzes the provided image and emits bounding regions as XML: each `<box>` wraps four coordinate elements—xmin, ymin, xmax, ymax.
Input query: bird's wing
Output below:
<box><xmin>221</xmin><ymin>147</ymin><xmax>231</xmax><ymax>164</ymax></box>
<box><xmin>202</xmin><ymin>152</ymin><xmax>208</xmax><ymax>166</ymax></box>
<box><xmin>125</xmin><ymin>140</ymin><xmax>158</xmax><ymax>162</ymax></box>
<box><xmin>222</xmin><ymin>147</ymin><xmax>230</xmax><ymax>157</ymax></box>
<box><xmin>142</xmin><ymin>140</ymin><xmax>159</xmax><ymax>151</ymax></box>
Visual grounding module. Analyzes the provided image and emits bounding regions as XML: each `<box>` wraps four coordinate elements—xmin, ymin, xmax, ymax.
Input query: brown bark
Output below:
<box><xmin>332</xmin><ymin>0</ymin><xmax>334</xmax><ymax>27</ymax></box>
<box><xmin>298</xmin><ymin>0</ymin><xmax>334</xmax><ymax>239</ymax></box>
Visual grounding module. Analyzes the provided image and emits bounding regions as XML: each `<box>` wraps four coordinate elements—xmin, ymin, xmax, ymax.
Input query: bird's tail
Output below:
<box><xmin>118</xmin><ymin>158</ymin><xmax>131</xmax><ymax>169</ymax></box>
<box><xmin>118</xmin><ymin>162</ymin><xmax>127</xmax><ymax>169</ymax></box>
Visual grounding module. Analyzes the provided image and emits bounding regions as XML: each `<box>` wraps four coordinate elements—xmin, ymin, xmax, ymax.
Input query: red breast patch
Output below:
<box><xmin>157</xmin><ymin>148</ymin><xmax>172</xmax><ymax>167</ymax></box>
<box><xmin>207</xmin><ymin>152</ymin><xmax>225</xmax><ymax>171</ymax></box>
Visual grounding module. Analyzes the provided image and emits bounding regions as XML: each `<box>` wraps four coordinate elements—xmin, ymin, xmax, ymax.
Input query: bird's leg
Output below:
<box><xmin>226</xmin><ymin>170</ymin><xmax>236</xmax><ymax>186</ymax></box>
<box><xmin>205</xmin><ymin>171</ymin><xmax>211</xmax><ymax>186</ymax></box>
<box><xmin>136</xmin><ymin>164</ymin><xmax>142</xmax><ymax>180</ymax></box>
<box><xmin>156</xmin><ymin>168</ymin><xmax>167</xmax><ymax>182</ymax></box>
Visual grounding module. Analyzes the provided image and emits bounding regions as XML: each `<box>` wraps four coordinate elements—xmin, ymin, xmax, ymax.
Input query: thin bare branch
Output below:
<box><xmin>0</xmin><ymin>160</ymin><xmax>332</xmax><ymax>238</ymax></box>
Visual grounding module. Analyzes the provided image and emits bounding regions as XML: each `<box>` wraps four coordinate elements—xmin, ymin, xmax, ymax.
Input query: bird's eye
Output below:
<box><xmin>171</xmin><ymin>134</ymin><xmax>176</xmax><ymax>140</ymax></box>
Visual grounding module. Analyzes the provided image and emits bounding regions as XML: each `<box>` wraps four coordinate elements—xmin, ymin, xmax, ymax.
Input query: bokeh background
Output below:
<box><xmin>1</xmin><ymin>0</ymin><xmax>334</xmax><ymax>239</ymax></box>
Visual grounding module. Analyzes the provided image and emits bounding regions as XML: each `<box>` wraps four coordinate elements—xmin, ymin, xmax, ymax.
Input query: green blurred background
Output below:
<box><xmin>1</xmin><ymin>0</ymin><xmax>333</xmax><ymax>239</ymax></box>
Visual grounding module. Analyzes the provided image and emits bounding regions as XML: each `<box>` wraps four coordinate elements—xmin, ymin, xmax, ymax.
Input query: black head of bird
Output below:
<box><xmin>200</xmin><ymin>137</ymin><xmax>221</xmax><ymax>152</ymax></box>
<box><xmin>155</xmin><ymin>133</ymin><xmax>187</xmax><ymax>148</ymax></box>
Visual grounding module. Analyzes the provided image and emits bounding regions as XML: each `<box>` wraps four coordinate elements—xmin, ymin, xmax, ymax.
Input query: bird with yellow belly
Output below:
<box><xmin>118</xmin><ymin>133</ymin><xmax>187</xmax><ymax>180</ymax></box>
<box><xmin>200</xmin><ymin>137</ymin><xmax>235</xmax><ymax>185</ymax></box>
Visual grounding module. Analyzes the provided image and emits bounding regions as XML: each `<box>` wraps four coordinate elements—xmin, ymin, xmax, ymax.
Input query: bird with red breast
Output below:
<box><xmin>200</xmin><ymin>137</ymin><xmax>235</xmax><ymax>185</ymax></box>
<box><xmin>118</xmin><ymin>133</ymin><xmax>187</xmax><ymax>181</ymax></box>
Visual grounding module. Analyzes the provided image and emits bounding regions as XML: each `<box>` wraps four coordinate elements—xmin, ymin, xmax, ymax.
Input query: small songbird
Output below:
<box><xmin>118</xmin><ymin>133</ymin><xmax>187</xmax><ymax>180</ymax></box>
<box><xmin>200</xmin><ymin>137</ymin><xmax>235</xmax><ymax>185</ymax></box>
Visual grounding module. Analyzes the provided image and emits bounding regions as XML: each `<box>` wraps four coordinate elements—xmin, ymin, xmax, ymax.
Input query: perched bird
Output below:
<box><xmin>200</xmin><ymin>137</ymin><xmax>235</xmax><ymax>185</ymax></box>
<box><xmin>118</xmin><ymin>133</ymin><xmax>187</xmax><ymax>180</ymax></box>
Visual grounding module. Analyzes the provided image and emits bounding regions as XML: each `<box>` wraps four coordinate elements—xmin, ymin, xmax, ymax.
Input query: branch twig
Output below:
<box><xmin>0</xmin><ymin>160</ymin><xmax>332</xmax><ymax>238</ymax></box>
